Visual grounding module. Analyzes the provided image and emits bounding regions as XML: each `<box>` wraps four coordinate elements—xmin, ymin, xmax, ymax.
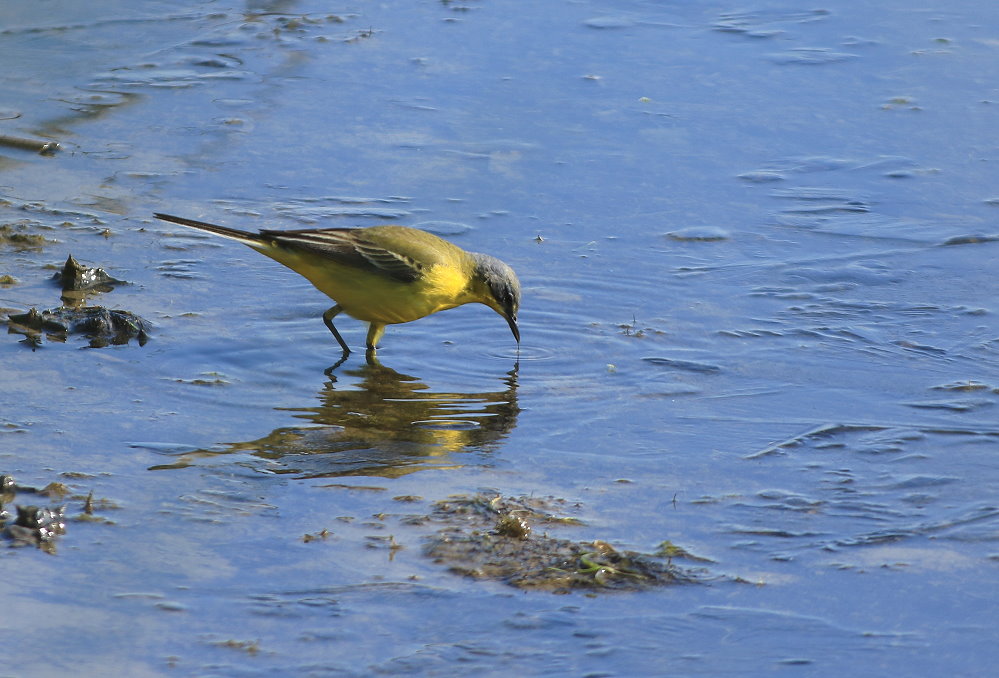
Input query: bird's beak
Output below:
<box><xmin>506</xmin><ymin>313</ymin><xmax>520</xmax><ymax>344</ymax></box>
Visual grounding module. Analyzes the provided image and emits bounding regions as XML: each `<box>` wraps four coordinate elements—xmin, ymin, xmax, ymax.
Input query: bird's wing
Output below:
<box><xmin>261</xmin><ymin>228</ymin><xmax>426</xmax><ymax>283</ymax></box>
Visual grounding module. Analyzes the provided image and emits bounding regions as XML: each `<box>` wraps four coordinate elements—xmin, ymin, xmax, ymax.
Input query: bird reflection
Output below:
<box><xmin>151</xmin><ymin>361</ymin><xmax>520</xmax><ymax>478</ymax></box>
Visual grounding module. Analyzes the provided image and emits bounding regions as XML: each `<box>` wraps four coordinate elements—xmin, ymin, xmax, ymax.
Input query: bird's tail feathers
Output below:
<box><xmin>153</xmin><ymin>213</ymin><xmax>267</xmax><ymax>247</ymax></box>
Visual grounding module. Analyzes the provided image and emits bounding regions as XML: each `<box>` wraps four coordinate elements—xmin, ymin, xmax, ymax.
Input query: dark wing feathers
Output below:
<box><xmin>353</xmin><ymin>240</ymin><xmax>425</xmax><ymax>282</ymax></box>
<box><xmin>261</xmin><ymin>229</ymin><xmax>424</xmax><ymax>283</ymax></box>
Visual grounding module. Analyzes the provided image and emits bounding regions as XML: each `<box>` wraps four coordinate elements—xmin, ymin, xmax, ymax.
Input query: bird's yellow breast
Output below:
<box><xmin>351</xmin><ymin>261</ymin><xmax>473</xmax><ymax>324</ymax></box>
<box><xmin>265</xmin><ymin>247</ymin><xmax>479</xmax><ymax>325</ymax></box>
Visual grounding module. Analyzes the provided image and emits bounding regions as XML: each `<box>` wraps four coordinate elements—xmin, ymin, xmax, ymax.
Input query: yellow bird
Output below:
<box><xmin>153</xmin><ymin>213</ymin><xmax>520</xmax><ymax>356</ymax></box>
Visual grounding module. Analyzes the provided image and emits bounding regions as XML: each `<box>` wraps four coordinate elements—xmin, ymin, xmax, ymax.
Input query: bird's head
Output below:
<box><xmin>471</xmin><ymin>253</ymin><xmax>521</xmax><ymax>344</ymax></box>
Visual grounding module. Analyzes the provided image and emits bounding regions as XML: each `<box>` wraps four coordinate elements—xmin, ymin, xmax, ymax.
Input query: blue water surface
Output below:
<box><xmin>1</xmin><ymin>1</ymin><xmax>997</xmax><ymax>676</ymax></box>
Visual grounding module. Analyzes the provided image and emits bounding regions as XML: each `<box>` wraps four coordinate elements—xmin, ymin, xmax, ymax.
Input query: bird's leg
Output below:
<box><xmin>363</xmin><ymin>323</ymin><xmax>385</xmax><ymax>366</ymax></box>
<box><xmin>365</xmin><ymin>323</ymin><xmax>385</xmax><ymax>351</ymax></box>
<box><xmin>322</xmin><ymin>304</ymin><xmax>351</xmax><ymax>355</ymax></box>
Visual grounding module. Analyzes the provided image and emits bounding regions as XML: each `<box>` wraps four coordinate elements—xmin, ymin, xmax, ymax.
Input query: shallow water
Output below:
<box><xmin>2</xmin><ymin>0</ymin><xmax>998</xmax><ymax>676</ymax></box>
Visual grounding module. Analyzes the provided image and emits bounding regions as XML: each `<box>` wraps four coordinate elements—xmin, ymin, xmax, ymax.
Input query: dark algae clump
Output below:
<box><xmin>424</xmin><ymin>493</ymin><xmax>706</xmax><ymax>592</ymax></box>
<box><xmin>54</xmin><ymin>254</ymin><xmax>125</xmax><ymax>294</ymax></box>
<box><xmin>1</xmin><ymin>474</ymin><xmax>115</xmax><ymax>554</ymax></box>
<box><xmin>7</xmin><ymin>305</ymin><xmax>150</xmax><ymax>347</ymax></box>
<box><xmin>1</xmin><ymin>475</ymin><xmax>67</xmax><ymax>553</ymax></box>
<box><xmin>4</xmin><ymin>253</ymin><xmax>149</xmax><ymax>347</ymax></box>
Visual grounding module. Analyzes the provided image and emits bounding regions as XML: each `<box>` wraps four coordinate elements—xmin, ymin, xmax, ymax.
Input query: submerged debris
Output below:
<box><xmin>11</xmin><ymin>505</ymin><xmax>66</xmax><ymax>544</ymax></box>
<box><xmin>424</xmin><ymin>494</ymin><xmax>704</xmax><ymax>592</ymax></box>
<box><xmin>0</xmin><ymin>474</ymin><xmax>114</xmax><ymax>554</ymax></box>
<box><xmin>4</xmin><ymin>253</ymin><xmax>144</xmax><ymax>347</ymax></box>
<box><xmin>6</xmin><ymin>305</ymin><xmax>151</xmax><ymax>347</ymax></box>
<box><xmin>1</xmin><ymin>475</ymin><xmax>66</xmax><ymax>553</ymax></box>
<box><xmin>54</xmin><ymin>254</ymin><xmax>125</xmax><ymax>293</ymax></box>
<box><xmin>0</xmin><ymin>133</ymin><xmax>59</xmax><ymax>155</ymax></box>
<box><xmin>0</xmin><ymin>221</ymin><xmax>51</xmax><ymax>250</ymax></box>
